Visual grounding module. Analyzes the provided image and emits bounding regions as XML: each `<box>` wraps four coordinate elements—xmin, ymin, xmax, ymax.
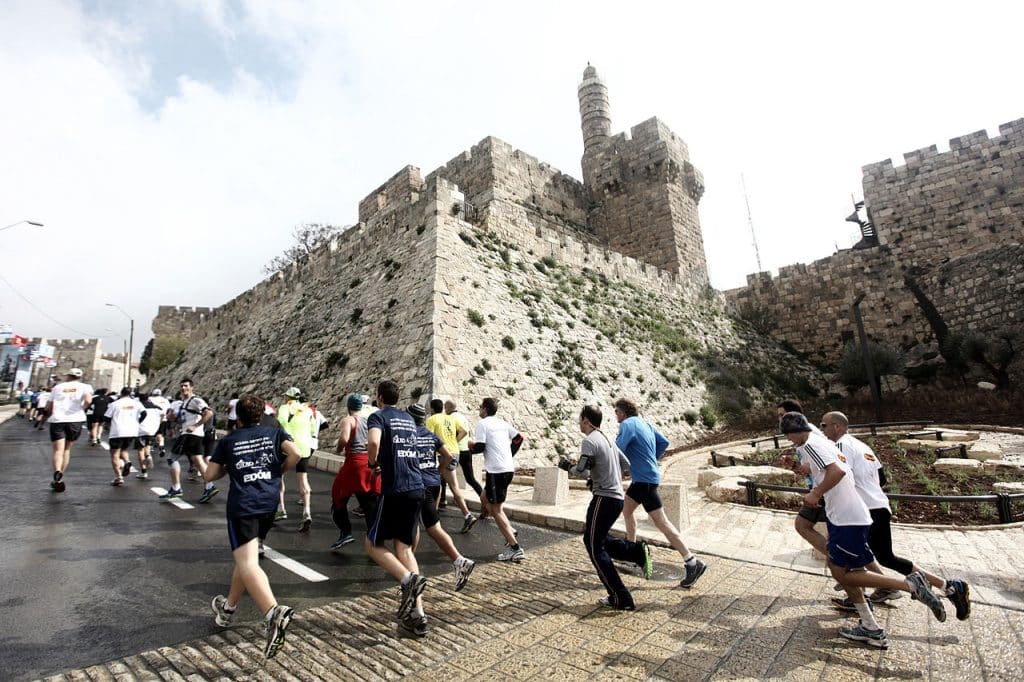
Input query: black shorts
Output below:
<box><xmin>135</xmin><ymin>436</ymin><xmax>152</xmax><ymax>449</ymax></box>
<box><xmin>203</xmin><ymin>437</ymin><xmax>216</xmax><ymax>458</ymax></box>
<box><xmin>228</xmin><ymin>513</ymin><xmax>275</xmax><ymax>551</ymax></box>
<box><xmin>172</xmin><ymin>434</ymin><xmax>204</xmax><ymax>457</ymax></box>
<box><xmin>420</xmin><ymin>486</ymin><xmax>441</xmax><ymax>529</ymax></box>
<box><xmin>368</xmin><ymin>490</ymin><xmax>424</xmax><ymax>546</ymax></box>
<box><xmin>109</xmin><ymin>437</ymin><xmax>134</xmax><ymax>451</ymax></box>
<box><xmin>626</xmin><ymin>482</ymin><xmax>663</xmax><ymax>512</ymax></box>
<box><xmin>49</xmin><ymin>422</ymin><xmax>84</xmax><ymax>443</ymax></box>
<box><xmin>798</xmin><ymin>500</ymin><xmax>827</xmax><ymax>523</ymax></box>
<box><xmin>484</xmin><ymin>471</ymin><xmax>514</xmax><ymax>505</ymax></box>
<box><xmin>86</xmin><ymin>415</ymin><xmax>104</xmax><ymax>425</ymax></box>
<box><xmin>157</xmin><ymin>422</ymin><xmax>169</xmax><ymax>436</ymax></box>
<box><xmin>295</xmin><ymin>457</ymin><xmax>309</xmax><ymax>474</ymax></box>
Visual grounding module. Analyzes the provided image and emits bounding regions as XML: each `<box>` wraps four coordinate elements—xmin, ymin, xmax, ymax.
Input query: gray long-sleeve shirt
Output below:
<box><xmin>570</xmin><ymin>429</ymin><xmax>631</xmax><ymax>499</ymax></box>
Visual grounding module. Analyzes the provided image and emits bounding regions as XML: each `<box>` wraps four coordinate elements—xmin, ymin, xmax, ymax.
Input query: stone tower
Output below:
<box><xmin>579</xmin><ymin>65</ymin><xmax>709</xmax><ymax>284</ymax></box>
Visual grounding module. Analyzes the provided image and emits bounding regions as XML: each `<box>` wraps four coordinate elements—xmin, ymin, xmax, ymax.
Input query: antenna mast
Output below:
<box><xmin>741</xmin><ymin>173</ymin><xmax>763</xmax><ymax>271</ymax></box>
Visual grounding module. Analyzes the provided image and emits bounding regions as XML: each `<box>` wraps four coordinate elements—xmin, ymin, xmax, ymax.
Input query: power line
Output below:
<box><xmin>0</xmin><ymin>273</ymin><xmax>101</xmax><ymax>337</ymax></box>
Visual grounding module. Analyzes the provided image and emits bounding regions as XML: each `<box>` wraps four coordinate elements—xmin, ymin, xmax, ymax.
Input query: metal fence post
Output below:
<box><xmin>997</xmin><ymin>494</ymin><xmax>1013</xmax><ymax>524</ymax></box>
<box><xmin>744</xmin><ymin>480</ymin><xmax>758</xmax><ymax>506</ymax></box>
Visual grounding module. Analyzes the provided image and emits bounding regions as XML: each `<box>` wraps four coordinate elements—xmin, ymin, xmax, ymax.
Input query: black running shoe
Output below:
<box><xmin>121</xmin><ymin>461</ymin><xmax>132</xmax><ymax>477</ymax></box>
<box><xmin>397</xmin><ymin>574</ymin><xmax>427</xmax><ymax>619</ymax></box>
<box><xmin>399</xmin><ymin>614</ymin><xmax>428</xmax><ymax>638</ymax></box>
<box><xmin>680</xmin><ymin>558</ymin><xmax>707</xmax><ymax>589</ymax></box>
<box><xmin>52</xmin><ymin>471</ymin><xmax>65</xmax><ymax>493</ymax></box>
<box><xmin>459</xmin><ymin>515</ymin><xmax>478</xmax><ymax>534</ymax></box>
<box><xmin>946</xmin><ymin>578</ymin><xmax>971</xmax><ymax>621</ymax></box>
<box><xmin>907</xmin><ymin>571</ymin><xmax>946</xmax><ymax>622</ymax></box>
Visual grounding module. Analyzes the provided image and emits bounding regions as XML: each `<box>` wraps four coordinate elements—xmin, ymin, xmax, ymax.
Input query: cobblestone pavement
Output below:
<box><xmin>45</xmin><ymin>536</ymin><xmax>1024</xmax><ymax>681</ymax></box>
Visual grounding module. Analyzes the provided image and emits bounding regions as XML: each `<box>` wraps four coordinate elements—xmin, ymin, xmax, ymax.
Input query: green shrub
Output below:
<box><xmin>699</xmin><ymin>405</ymin><xmax>717</xmax><ymax>428</ymax></box>
<box><xmin>468</xmin><ymin>309</ymin><xmax>485</xmax><ymax>327</ymax></box>
<box><xmin>502</xmin><ymin>336</ymin><xmax>516</xmax><ymax>350</ymax></box>
<box><xmin>683</xmin><ymin>409</ymin><xmax>698</xmax><ymax>425</ymax></box>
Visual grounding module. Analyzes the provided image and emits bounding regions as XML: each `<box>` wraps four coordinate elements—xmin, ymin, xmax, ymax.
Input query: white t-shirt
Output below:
<box><xmin>36</xmin><ymin>391</ymin><xmax>51</xmax><ymax>409</ymax></box>
<box><xmin>837</xmin><ymin>433</ymin><xmax>889</xmax><ymax>511</ymax></box>
<box><xmin>310</xmin><ymin>408</ymin><xmax>328</xmax><ymax>450</ymax></box>
<box><xmin>797</xmin><ymin>431</ymin><xmax>871</xmax><ymax>527</ymax></box>
<box><xmin>105</xmin><ymin>396</ymin><xmax>144</xmax><ymax>439</ymax></box>
<box><xmin>139</xmin><ymin>401</ymin><xmax>162</xmax><ymax>437</ymax></box>
<box><xmin>48</xmin><ymin>381</ymin><xmax>93</xmax><ymax>423</ymax></box>
<box><xmin>227</xmin><ymin>398</ymin><xmax>238</xmax><ymax>421</ymax></box>
<box><xmin>173</xmin><ymin>395</ymin><xmax>210</xmax><ymax>437</ymax></box>
<box><xmin>474</xmin><ymin>415</ymin><xmax>519</xmax><ymax>474</ymax></box>
<box><xmin>149</xmin><ymin>395</ymin><xmax>171</xmax><ymax>420</ymax></box>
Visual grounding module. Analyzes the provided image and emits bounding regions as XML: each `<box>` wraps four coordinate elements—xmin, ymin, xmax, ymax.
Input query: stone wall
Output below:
<box><xmin>152</xmin><ymin>306</ymin><xmax>214</xmax><ymax>340</ymax></box>
<box><xmin>724</xmin><ymin>118</ymin><xmax>1024</xmax><ymax>368</ymax></box>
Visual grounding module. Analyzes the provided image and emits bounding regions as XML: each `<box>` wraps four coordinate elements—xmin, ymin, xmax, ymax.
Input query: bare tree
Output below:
<box><xmin>264</xmin><ymin>223</ymin><xmax>346</xmax><ymax>274</ymax></box>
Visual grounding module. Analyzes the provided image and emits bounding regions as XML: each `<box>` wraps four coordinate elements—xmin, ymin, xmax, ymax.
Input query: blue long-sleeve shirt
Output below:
<box><xmin>615</xmin><ymin>416</ymin><xmax>668</xmax><ymax>484</ymax></box>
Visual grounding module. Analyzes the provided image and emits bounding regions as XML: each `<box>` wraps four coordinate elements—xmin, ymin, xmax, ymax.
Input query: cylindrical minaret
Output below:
<box><xmin>578</xmin><ymin>64</ymin><xmax>611</xmax><ymax>153</ymax></box>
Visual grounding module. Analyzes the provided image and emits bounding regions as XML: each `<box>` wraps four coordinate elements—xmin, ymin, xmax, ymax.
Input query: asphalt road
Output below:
<box><xmin>0</xmin><ymin>417</ymin><xmax>573</xmax><ymax>681</ymax></box>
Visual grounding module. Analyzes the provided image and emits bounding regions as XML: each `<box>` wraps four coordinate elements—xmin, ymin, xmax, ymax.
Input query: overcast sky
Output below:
<box><xmin>2</xmin><ymin>0</ymin><xmax>1022</xmax><ymax>359</ymax></box>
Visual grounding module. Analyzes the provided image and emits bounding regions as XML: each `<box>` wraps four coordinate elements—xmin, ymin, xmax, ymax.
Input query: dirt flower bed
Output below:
<box><xmin>738</xmin><ymin>436</ymin><xmax>1024</xmax><ymax>526</ymax></box>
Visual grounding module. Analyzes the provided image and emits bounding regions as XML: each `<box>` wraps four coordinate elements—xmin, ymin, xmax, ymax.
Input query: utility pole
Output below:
<box><xmin>741</xmin><ymin>174</ymin><xmax>763</xmax><ymax>272</ymax></box>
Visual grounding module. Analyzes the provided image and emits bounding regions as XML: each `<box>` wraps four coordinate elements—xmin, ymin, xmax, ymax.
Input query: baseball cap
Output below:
<box><xmin>284</xmin><ymin>387</ymin><xmax>302</xmax><ymax>399</ymax></box>
<box><xmin>346</xmin><ymin>393</ymin><xmax>363</xmax><ymax>411</ymax></box>
<box><xmin>67</xmin><ymin>368</ymin><xmax>83</xmax><ymax>378</ymax></box>
<box><xmin>779</xmin><ymin>412</ymin><xmax>813</xmax><ymax>434</ymax></box>
<box><xmin>151</xmin><ymin>388</ymin><xmax>162</xmax><ymax>396</ymax></box>
<box><xmin>407</xmin><ymin>403</ymin><xmax>426</xmax><ymax>420</ymax></box>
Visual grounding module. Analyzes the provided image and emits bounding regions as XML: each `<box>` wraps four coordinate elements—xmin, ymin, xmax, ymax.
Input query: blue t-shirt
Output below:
<box><xmin>211</xmin><ymin>425</ymin><xmax>293</xmax><ymax>517</ymax></box>
<box><xmin>615</xmin><ymin>416</ymin><xmax>669</xmax><ymax>485</ymax></box>
<box><xmin>414</xmin><ymin>425</ymin><xmax>443</xmax><ymax>489</ymax></box>
<box><xmin>368</xmin><ymin>407</ymin><xmax>423</xmax><ymax>494</ymax></box>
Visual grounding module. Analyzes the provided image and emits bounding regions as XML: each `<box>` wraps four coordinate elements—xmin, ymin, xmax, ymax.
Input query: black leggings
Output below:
<box><xmin>584</xmin><ymin>495</ymin><xmax>643</xmax><ymax>608</ymax></box>
<box><xmin>458</xmin><ymin>449</ymin><xmax>483</xmax><ymax>496</ymax></box>
<box><xmin>868</xmin><ymin>507</ymin><xmax>914</xmax><ymax>575</ymax></box>
<box><xmin>331</xmin><ymin>492</ymin><xmax>378</xmax><ymax>536</ymax></box>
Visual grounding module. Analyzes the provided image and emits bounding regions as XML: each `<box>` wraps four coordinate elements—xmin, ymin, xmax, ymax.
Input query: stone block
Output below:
<box><xmin>705</xmin><ymin>477</ymin><xmax>748</xmax><ymax>504</ymax></box>
<box><xmin>982</xmin><ymin>460</ymin><xmax>1024</xmax><ymax>473</ymax></box>
<box><xmin>993</xmin><ymin>481</ymin><xmax>1024</xmax><ymax>493</ymax></box>
<box><xmin>932</xmin><ymin>458</ymin><xmax>982</xmax><ymax>473</ymax></box>
<box><xmin>967</xmin><ymin>441</ymin><xmax>1003</xmax><ymax>461</ymax></box>
<box><xmin>659</xmin><ymin>483</ymin><xmax>689</xmax><ymax>529</ymax></box>
<box><xmin>532</xmin><ymin>467</ymin><xmax>569</xmax><ymax>505</ymax></box>
<box><xmin>698</xmin><ymin>465</ymin><xmax>796</xmax><ymax>489</ymax></box>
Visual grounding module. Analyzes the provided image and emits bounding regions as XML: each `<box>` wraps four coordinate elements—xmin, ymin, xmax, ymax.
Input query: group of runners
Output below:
<box><xmin>22</xmin><ymin>366</ymin><xmax>972</xmax><ymax>658</ymax></box>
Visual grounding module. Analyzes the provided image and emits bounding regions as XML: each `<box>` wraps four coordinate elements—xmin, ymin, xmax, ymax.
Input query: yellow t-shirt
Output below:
<box><xmin>278</xmin><ymin>400</ymin><xmax>316</xmax><ymax>458</ymax></box>
<box><xmin>425</xmin><ymin>412</ymin><xmax>459</xmax><ymax>455</ymax></box>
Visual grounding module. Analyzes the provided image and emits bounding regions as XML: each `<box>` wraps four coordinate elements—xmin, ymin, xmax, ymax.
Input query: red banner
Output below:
<box><xmin>11</xmin><ymin>335</ymin><xmax>27</xmax><ymax>347</ymax></box>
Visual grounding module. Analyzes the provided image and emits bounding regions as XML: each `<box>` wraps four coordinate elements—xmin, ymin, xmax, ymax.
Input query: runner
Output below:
<box><xmin>33</xmin><ymin>385</ymin><xmax>51</xmax><ymax>430</ymax></box>
<box><xmin>468</xmin><ymin>397</ymin><xmax>524</xmax><ymax>562</ymax></box>
<box><xmin>134</xmin><ymin>391</ymin><xmax>161</xmax><ymax>480</ymax></box>
<box><xmin>426</xmin><ymin>398</ymin><xmax>476</xmax><ymax>532</ymax></box>
<box><xmin>780</xmin><ymin>412</ymin><xmax>949</xmax><ymax>649</ymax></box>
<box><xmin>45</xmin><ymin>368</ymin><xmax>93</xmax><ymax>493</ymax></box>
<box><xmin>365</xmin><ymin>380</ymin><xmax>429</xmax><ymax>637</ymax></box>
<box><xmin>148</xmin><ymin>388</ymin><xmax>171</xmax><ymax>455</ymax></box>
<box><xmin>87</xmin><ymin>388</ymin><xmax>113</xmax><ymax>445</ymax></box>
<box><xmin>161</xmin><ymin>378</ymin><xmax>219</xmax><ymax>503</ymax></box>
<box><xmin>17</xmin><ymin>384</ymin><xmax>31</xmax><ymax>418</ymax></box>
<box><xmin>821</xmin><ymin>411</ymin><xmax>971</xmax><ymax>618</ymax></box>
<box><xmin>226</xmin><ymin>393</ymin><xmax>239</xmax><ymax>432</ymax></box>
<box><xmin>409</xmin><ymin>403</ymin><xmax>475</xmax><ymax>592</ymax></box>
<box><xmin>206</xmin><ymin>394</ymin><xmax>300</xmax><ymax>659</ymax></box>
<box><xmin>104</xmin><ymin>387</ymin><xmax>144</xmax><ymax>486</ymax></box>
<box><xmin>329</xmin><ymin>393</ymin><xmax>380</xmax><ymax>550</ymax></box>
<box><xmin>277</xmin><ymin>387</ymin><xmax>316</xmax><ymax>530</ymax></box>
<box><xmin>559</xmin><ymin>404</ymin><xmax>649</xmax><ymax>609</ymax></box>
<box><xmin>777</xmin><ymin>399</ymin><xmax>829</xmax><ymax>555</ymax></box>
<box><xmin>614</xmin><ymin>397</ymin><xmax>707</xmax><ymax>588</ymax></box>
<box><xmin>445</xmin><ymin>400</ymin><xmax>485</xmax><ymax>518</ymax></box>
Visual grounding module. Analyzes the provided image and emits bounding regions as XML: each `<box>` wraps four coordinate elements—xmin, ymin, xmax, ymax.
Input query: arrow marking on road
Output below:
<box><xmin>150</xmin><ymin>486</ymin><xmax>195</xmax><ymax>510</ymax></box>
<box><xmin>262</xmin><ymin>545</ymin><xmax>330</xmax><ymax>582</ymax></box>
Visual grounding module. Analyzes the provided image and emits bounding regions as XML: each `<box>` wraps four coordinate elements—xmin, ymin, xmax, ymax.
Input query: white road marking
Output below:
<box><xmin>150</xmin><ymin>486</ymin><xmax>195</xmax><ymax>510</ymax></box>
<box><xmin>262</xmin><ymin>545</ymin><xmax>330</xmax><ymax>582</ymax></box>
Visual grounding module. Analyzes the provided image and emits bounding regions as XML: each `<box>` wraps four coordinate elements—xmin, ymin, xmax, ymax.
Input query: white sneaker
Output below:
<box><xmin>211</xmin><ymin>595</ymin><xmax>234</xmax><ymax>627</ymax></box>
<box><xmin>498</xmin><ymin>547</ymin><xmax>524</xmax><ymax>562</ymax></box>
<box><xmin>454</xmin><ymin>558</ymin><xmax>475</xmax><ymax>591</ymax></box>
<box><xmin>136</xmin><ymin>472</ymin><xmax>149</xmax><ymax>480</ymax></box>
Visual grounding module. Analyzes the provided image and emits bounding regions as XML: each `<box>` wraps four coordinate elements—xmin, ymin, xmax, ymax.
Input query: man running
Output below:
<box><xmin>330</xmin><ymin>393</ymin><xmax>380</xmax><ymax>550</ymax></box>
<box><xmin>409</xmin><ymin>403</ymin><xmax>476</xmax><ymax>592</ymax></box>
<box><xmin>780</xmin><ymin>412</ymin><xmax>950</xmax><ymax>649</ymax></box>
<box><xmin>614</xmin><ymin>397</ymin><xmax>707</xmax><ymax>588</ymax></box>
<box><xmin>277</xmin><ymin>387</ymin><xmax>317</xmax><ymax>530</ymax></box>
<box><xmin>468</xmin><ymin>397</ymin><xmax>524</xmax><ymax>562</ymax></box>
<box><xmin>87</xmin><ymin>388</ymin><xmax>113</xmax><ymax>446</ymax></box>
<box><xmin>134</xmin><ymin>391</ymin><xmax>162</xmax><ymax>480</ymax></box>
<box><xmin>45</xmin><ymin>368</ymin><xmax>93</xmax><ymax>493</ymax></box>
<box><xmin>426</xmin><ymin>398</ymin><xmax>476</xmax><ymax>532</ymax></box>
<box><xmin>104</xmin><ymin>387</ymin><xmax>144</xmax><ymax>486</ymax></box>
<box><xmin>34</xmin><ymin>385</ymin><xmax>51</xmax><ymax>430</ymax></box>
<box><xmin>161</xmin><ymin>379</ymin><xmax>218</xmax><ymax>503</ymax></box>
<box><xmin>560</xmin><ymin>404</ymin><xmax>649</xmax><ymax>610</ymax></box>
<box><xmin>445</xmin><ymin>400</ymin><xmax>484</xmax><ymax>519</ymax></box>
<box><xmin>821</xmin><ymin>411</ymin><xmax>970</xmax><ymax>618</ymax></box>
<box><xmin>365</xmin><ymin>380</ymin><xmax>429</xmax><ymax>637</ymax></box>
<box><xmin>206</xmin><ymin>394</ymin><xmax>300</xmax><ymax>658</ymax></box>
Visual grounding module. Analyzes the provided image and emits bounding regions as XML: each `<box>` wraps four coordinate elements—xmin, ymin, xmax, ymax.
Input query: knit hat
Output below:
<box><xmin>779</xmin><ymin>412</ymin><xmax>813</xmax><ymax>434</ymax></box>
<box><xmin>407</xmin><ymin>403</ymin><xmax>426</xmax><ymax>421</ymax></box>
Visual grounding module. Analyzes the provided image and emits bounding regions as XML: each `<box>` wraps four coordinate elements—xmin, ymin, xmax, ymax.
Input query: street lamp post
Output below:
<box><xmin>0</xmin><ymin>220</ymin><xmax>44</xmax><ymax>232</ymax></box>
<box><xmin>105</xmin><ymin>328</ymin><xmax>129</xmax><ymax>386</ymax></box>
<box><xmin>105</xmin><ymin>303</ymin><xmax>134</xmax><ymax>390</ymax></box>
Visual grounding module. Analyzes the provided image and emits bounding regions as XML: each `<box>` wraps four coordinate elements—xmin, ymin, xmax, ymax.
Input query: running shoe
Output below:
<box><xmin>945</xmin><ymin>578</ymin><xmax>971</xmax><ymax>621</ymax></box>
<box><xmin>907</xmin><ymin>571</ymin><xmax>946</xmax><ymax>622</ymax></box>
<box><xmin>262</xmin><ymin>604</ymin><xmax>293</xmax><ymax>659</ymax></box>
<box><xmin>459</xmin><ymin>514</ymin><xmax>478</xmax><ymax>534</ymax></box>
<box><xmin>160</xmin><ymin>488</ymin><xmax>183</xmax><ymax>499</ymax></box>
<box><xmin>680</xmin><ymin>558</ymin><xmax>708</xmax><ymax>589</ymax></box>
<box><xmin>640</xmin><ymin>541</ymin><xmax>654</xmax><ymax>580</ymax></box>
<box><xmin>145</xmin><ymin>455</ymin><xmax>154</xmax><ymax>469</ymax></box>
<box><xmin>597</xmin><ymin>596</ymin><xmax>636</xmax><ymax>611</ymax></box>
<box><xmin>298</xmin><ymin>516</ymin><xmax>312</xmax><ymax>533</ymax></box>
<box><xmin>399</xmin><ymin>614</ymin><xmax>428</xmax><ymax>638</ymax></box>
<box><xmin>497</xmin><ymin>547</ymin><xmax>525</xmax><ymax>563</ymax></box>
<box><xmin>110</xmin><ymin>477</ymin><xmax>124</xmax><ymax>486</ymax></box>
<box><xmin>275</xmin><ymin>509</ymin><xmax>288</xmax><ymax>521</ymax></box>
<box><xmin>330</xmin><ymin>534</ymin><xmax>354</xmax><ymax>550</ymax></box>
<box><xmin>211</xmin><ymin>595</ymin><xmax>234</xmax><ymax>627</ymax></box>
<box><xmin>839</xmin><ymin>624</ymin><xmax>889</xmax><ymax>649</ymax></box>
<box><xmin>454</xmin><ymin>558</ymin><xmax>475</xmax><ymax>592</ymax></box>
<box><xmin>52</xmin><ymin>471</ymin><xmax>66</xmax><ymax>493</ymax></box>
<box><xmin>398</xmin><ymin>574</ymin><xmax>427</xmax><ymax>619</ymax></box>
<box><xmin>135</xmin><ymin>472</ymin><xmax>149</xmax><ymax>480</ymax></box>
<box><xmin>121</xmin><ymin>461</ymin><xmax>132</xmax><ymax>477</ymax></box>
<box><xmin>831</xmin><ymin>597</ymin><xmax>873</xmax><ymax>613</ymax></box>
<box><xmin>867</xmin><ymin>588</ymin><xmax>904</xmax><ymax>604</ymax></box>
<box><xmin>187</xmin><ymin>468</ymin><xmax>198</xmax><ymax>482</ymax></box>
<box><xmin>197</xmin><ymin>486</ymin><xmax>219</xmax><ymax>504</ymax></box>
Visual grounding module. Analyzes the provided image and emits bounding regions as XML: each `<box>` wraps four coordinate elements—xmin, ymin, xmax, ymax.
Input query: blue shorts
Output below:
<box><xmin>826</xmin><ymin>522</ymin><xmax>874</xmax><ymax>569</ymax></box>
